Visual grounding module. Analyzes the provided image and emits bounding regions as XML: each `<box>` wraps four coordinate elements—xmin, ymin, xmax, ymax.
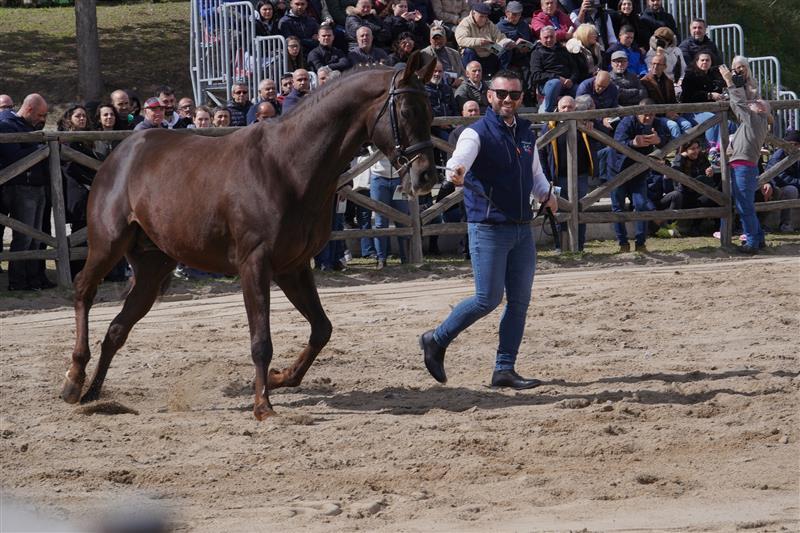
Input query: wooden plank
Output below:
<box><xmin>420</xmin><ymin>188</ymin><xmax>463</xmax><ymax>224</ymax></box>
<box><xmin>565</xmin><ymin>120</ymin><xmax>578</xmax><ymax>252</ymax></box>
<box><xmin>719</xmin><ymin>111</ymin><xmax>733</xmax><ymax>247</ymax></box>
<box><xmin>0</xmin><ymin>145</ymin><xmax>49</xmax><ymax>187</ymax></box>
<box><xmin>0</xmin><ymin>249</ymin><xmax>58</xmax><ymax>261</ymax></box>
<box><xmin>757</xmin><ymin>149</ymin><xmax>800</xmax><ymax>186</ymax></box>
<box><xmin>754</xmin><ymin>198</ymin><xmax>800</xmax><ymax>212</ymax></box>
<box><xmin>329</xmin><ymin>227</ymin><xmax>412</xmax><ymax>240</ymax></box>
<box><xmin>68</xmin><ymin>226</ymin><xmax>88</xmax><ymax>246</ymax></box>
<box><xmin>408</xmin><ymin>195</ymin><xmax>423</xmax><ymax>264</ymax></box>
<box><xmin>336</xmin><ymin>151</ymin><xmax>382</xmax><ymax>189</ymax></box>
<box><xmin>338</xmin><ymin>185</ymin><xmax>412</xmax><ymax>226</ymax></box>
<box><xmin>431</xmin><ymin>136</ymin><xmax>455</xmax><ymax>154</ymax></box>
<box><xmin>535</xmin><ymin>121</ymin><xmax>569</xmax><ymax>150</ymax></box>
<box><xmin>0</xmin><ymin>213</ymin><xmax>57</xmax><ymax>246</ymax></box>
<box><xmin>49</xmin><ymin>141</ymin><xmax>72</xmax><ymax>288</ymax></box>
<box><xmin>579</xmin><ymin>207</ymin><xmax>728</xmax><ymax>223</ymax></box>
<box><xmin>60</xmin><ymin>144</ymin><xmax>102</xmax><ymax>171</ymax></box>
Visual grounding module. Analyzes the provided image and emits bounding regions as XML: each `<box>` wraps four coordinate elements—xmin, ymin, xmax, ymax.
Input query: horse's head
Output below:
<box><xmin>371</xmin><ymin>52</ymin><xmax>438</xmax><ymax>196</ymax></box>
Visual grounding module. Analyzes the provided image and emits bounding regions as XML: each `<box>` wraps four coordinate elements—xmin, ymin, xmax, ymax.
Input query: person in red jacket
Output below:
<box><xmin>530</xmin><ymin>0</ymin><xmax>575</xmax><ymax>41</ymax></box>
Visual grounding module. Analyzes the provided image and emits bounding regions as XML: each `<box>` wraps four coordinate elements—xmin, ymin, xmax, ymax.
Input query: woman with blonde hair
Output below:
<box><xmin>566</xmin><ymin>23</ymin><xmax>603</xmax><ymax>82</ymax></box>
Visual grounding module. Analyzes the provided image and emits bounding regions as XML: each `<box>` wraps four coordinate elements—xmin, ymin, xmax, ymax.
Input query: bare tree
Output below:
<box><xmin>75</xmin><ymin>0</ymin><xmax>103</xmax><ymax>101</ymax></box>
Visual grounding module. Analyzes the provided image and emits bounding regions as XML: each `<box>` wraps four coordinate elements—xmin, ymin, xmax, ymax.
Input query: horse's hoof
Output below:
<box><xmin>253</xmin><ymin>404</ymin><xmax>276</xmax><ymax>421</ymax></box>
<box><xmin>61</xmin><ymin>379</ymin><xmax>83</xmax><ymax>404</ymax></box>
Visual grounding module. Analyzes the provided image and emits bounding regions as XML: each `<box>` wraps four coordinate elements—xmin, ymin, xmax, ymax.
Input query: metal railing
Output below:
<box><xmin>666</xmin><ymin>0</ymin><xmax>706</xmax><ymax>40</ymax></box>
<box><xmin>748</xmin><ymin>56</ymin><xmax>782</xmax><ymax>100</ymax></box>
<box><xmin>778</xmin><ymin>91</ymin><xmax>799</xmax><ymax>137</ymax></box>
<box><xmin>191</xmin><ymin>0</ymin><xmax>232</xmax><ymax>105</ymax></box>
<box><xmin>221</xmin><ymin>1</ymin><xmax>259</xmax><ymax>103</ymax></box>
<box><xmin>254</xmin><ymin>35</ymin><xmax>288</xmax><ymax>94</ymax></box>
<box><xmin>707</xmin><ymin>23</ymin><xmax>744</xmax><ymax>66</ymax></box>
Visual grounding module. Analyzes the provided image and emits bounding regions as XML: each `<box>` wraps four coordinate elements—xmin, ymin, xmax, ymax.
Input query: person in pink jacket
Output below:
<box><xmin>530</xmin><ymin>0</ymin><xmax>575</xmax><ymax>42</ymax></box>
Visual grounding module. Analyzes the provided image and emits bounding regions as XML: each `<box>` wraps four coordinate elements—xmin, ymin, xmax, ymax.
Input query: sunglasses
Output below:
<box><xmin>490</xmin><ymin>89</ymin><xmax>522</xmax><ymax>100</ymax></box>
<box><xmin>233</xmin><ymin>90</ymin><xmax>249</xmax><ymax>95</ymax></box>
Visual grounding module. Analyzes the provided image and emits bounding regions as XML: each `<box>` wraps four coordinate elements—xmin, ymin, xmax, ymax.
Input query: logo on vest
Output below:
<box><xmin>520</xmin><ymin>140</ymin><xmax>533</xmax><ymax>155</ymax></box>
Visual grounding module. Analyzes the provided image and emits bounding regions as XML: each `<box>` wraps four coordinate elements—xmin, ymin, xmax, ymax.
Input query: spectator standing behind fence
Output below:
<box><xmin>110</xmin><ymin>89</ymin><xmax>134</xmax><ymax>129</ymax></box>
<box><xmin>308</xmin><ymin>22</ymin><xmax>352</xmax><ymax>73</ymax></box>
<box><xmin>765</xmin><ymin>130</ymin><xmax>800</xmax><ymax>233</ymax></box>
<box><xmin>678</xmin><ymin>18</ymin><xmax>721</xmax><ymax>68</ymax></box>
<box><xmin>192</xmin><ymin>105</ymin><xmax>213</xmax><ymax>128</ymax></box>
<box><xmin>249</xmin><ymin>79</ymin><xmax>282</xmax><ymax>125</ymax></box>
<box><xmin>455</xmin><ymin>2</ymin><xmax>514</xmax><ymax>77</ymax></box>
<box><xmin>369</xmin><ymin>149</ymin><xmax>409</xmax><ymax>268</ymax></box>
<box><xmin>543</xmin><ymin>95</ymin><xmax>595</xmax><ymax>251</ymax></box>
<box><xmin>0</xmin><ymin>94</ymin><xmax>54</xmax><ymax>291</ymax></box>
<box><xmin>175</xmin><ymin>98</ymin><xmax>195</xmax><ymax>128</ymax></box>
<box><xmin>279</xmin><ymin>0</ymin><xmax>321</xmax><ymax>54</ymax></box>
<box><xmin>212</xmin><ymin>106</ymin><xmax>231</xmax><ymax>127</ymax></box>
<box><xmin>133</xmin><ymin>97</ymin><xmax>167</xmax><ymax>131</ymax></box>
<box><xmin>531</xmin><ymin>0</ymin><xmax>575</xmax><ymax>42</ymax></box>
<box><xmin>156</xmin><ymin>85</ymin><xmax>185</xmax><ymax>129</ymax></box>
<box><xmin>419</xmin><ymin>70</ymin><xmax>558</xmax><ymax>390</ymax></box>
<box><xmin>227</xmin><ymin>81</ymin><xmax>253</xmax><ymax>126</ymax></box>
<box><xmin>719</xmin><ymin>63</ymin><xmax>772</xmax><ymax>254</ymax></box>
<box><xmin>610</xmin><ymin>98</ymin><xmax>670</xmax><ymax>253</ymax></box>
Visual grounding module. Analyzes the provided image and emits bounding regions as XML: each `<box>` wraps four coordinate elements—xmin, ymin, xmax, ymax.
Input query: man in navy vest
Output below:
<box><xmin>419</xmin><ymin>70</ymin><xmax>558</xmax><ymax>390</ymax></box>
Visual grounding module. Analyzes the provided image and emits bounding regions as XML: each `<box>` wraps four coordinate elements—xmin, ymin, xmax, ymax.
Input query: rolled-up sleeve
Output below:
<box><xmin>531</xmin><ymin>147</ymin><xmax>551</xmax><ymax>202</ymax></box>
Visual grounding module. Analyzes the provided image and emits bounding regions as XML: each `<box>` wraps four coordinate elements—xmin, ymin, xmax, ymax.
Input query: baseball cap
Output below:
<box><xmin>611</xmin><ymin>50</ymin><xmax>628</xmax><ymax>61</ymax></box>
<box><xmin>430</xmin><ymin>25</ymin><xmax>446</xmax><ymax>38</ymax></box>
<box><xmin>506</xmin><ymin>1</ymin><xmax>523</xmax><ymax>13</ymax></box>
<box><xmin>143</xmin><ymin>97</ymin><xmax>164</xmax><ymax>109</ymax></box>
<box><xmin>472</xmin><ymin>2</ymin><xmax>491</xmax><ymax>15</ymax></box>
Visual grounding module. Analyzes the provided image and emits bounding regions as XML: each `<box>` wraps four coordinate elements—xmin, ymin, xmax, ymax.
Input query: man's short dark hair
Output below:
<box><xmin>280</xmin><ymin>73</ymin><xmax>293</xmax><ymax>81</ymax></box>
<box><xmin>619</xmin><ymin>24</ymin><xmax>635</xmax><ymax>35</ymax></box>
<box><xmin>155</xmin><ymin>85</ymin><xmax>174</xmax><ymax>97</ymax></box>
<box><xmin>491</xmin><ymin>69</ymin><xmax>522</xmax><ymax>84</ymax></box>
<box><xmin>193</xmin><ymin>105</ymin><xmax>212</xmax><ymax>118</ymax></box>
<box><xmin>691</xmin><ymin>17</ymin><xmax>707</xmax><ymax>27</ymax></box>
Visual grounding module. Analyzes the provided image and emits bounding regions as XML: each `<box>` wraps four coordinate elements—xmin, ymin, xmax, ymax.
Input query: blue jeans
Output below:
<box><xmin>557</xmin><ymin>174</ymin><xmax>589</xmax><ymax>251</ymax></box>
<box><xmin>731</xmin><ymin>164</ymin><xmax>764</xmax><ymax>247</ymax></box>
<box><xmin>665</xmin><ymin>114</ymin><xmax>694</xmax><ymax>139</ymax></box>
<box><xmin>610</xmin><ymin>175</ymin><xmax>652</xmax><ymax>246</ymax></box>
<box><xmin>370</xmin><ymin>174</ymin><xmax>409</xmax><ymax>262</ymax></box>
<box><xmin>540</xmin><ymin>78</ymin><xmax>576</xmax><ymax>113</ymax></box>
<box><xmin>433</xmin><ymin>223</ymin><xmax>536</xmax><ymax>371</ymax></box>
<box><xmin>354</xmin><ymin>189</ymin><xmax>376</xmax><ymax>257</ymax></box>
<box><xmin>314</xmin><ymin>206</ymin><xmax>345</xmax><ymax>269</ymax></box>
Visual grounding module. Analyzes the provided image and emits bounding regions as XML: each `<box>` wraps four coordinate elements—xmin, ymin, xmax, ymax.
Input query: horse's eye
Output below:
<box><xmin>401</xmin><ymin>108</ymin><xmax>414</xmax><ymax>120</ymax></box>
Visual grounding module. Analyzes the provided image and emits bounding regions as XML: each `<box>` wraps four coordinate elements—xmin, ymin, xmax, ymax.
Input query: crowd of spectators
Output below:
<box><xmin>1</xmin><ymin>0</ymin><xmax>798</xmax><ymax>290</ymax></box>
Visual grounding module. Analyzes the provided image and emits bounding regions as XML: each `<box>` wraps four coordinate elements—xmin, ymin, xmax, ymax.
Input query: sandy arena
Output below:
<box><xmin>1</xmin><ymin>256</ymin><xmax>798</xmax><ymax>532</ymax></box>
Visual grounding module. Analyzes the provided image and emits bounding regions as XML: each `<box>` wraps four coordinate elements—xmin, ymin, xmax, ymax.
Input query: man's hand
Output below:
<box><xmin>718</xmin><ymin>64</ymin><xmax>734</xmax><ymax>86</ymax></box>
<box><xmin>448</xmin><ymin>164</ymin><xmax>466</xmax><ymax>186</ymax></box>
<box><xmin>561</xmin><ymin>77</ymin><xmax>573</xmax><ymax>89</ymax></box>
<box><xmin>481</xmin><ymin>38</ymin><xmax>494</xmax><ymax>46</ymax></box>
<box><xmin>762</xmin><ymin>183</ymin><xmax>774</xmax><ymax>201</ymax></box>
<box><xmin>705</xmin><ymin>165</ymin><xmax>714</xmax><ymax>177</ymax></box>
<box><xmin>666</xmin><ymin>111</ymin><xmax>679</xmax><ymax>119</ymax></box>
<box><xmin>545</xmin><ymin>189</ymin><xmax>559</xmax><ymax>213</ymax></box>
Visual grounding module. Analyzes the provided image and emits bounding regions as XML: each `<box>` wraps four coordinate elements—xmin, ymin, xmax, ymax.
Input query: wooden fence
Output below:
<box><xmin>1</xmin><ymin>101</ymin><xmax>799</xmax><ymax>288</ymax></box>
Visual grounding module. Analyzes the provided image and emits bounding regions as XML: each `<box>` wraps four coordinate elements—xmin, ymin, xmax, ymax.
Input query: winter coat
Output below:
<box><xmin>529</xmin><ymin>41</ymin><xmax>579</xmax><ymax>88</ymax></box>
<box><xmin>530</xmin><ymin>9</ymin><xmax>574</xmax><ymax>41</ymax></box>
<box><xmin>430</xmin><ymin>0</ymin><xmax>470</xmax><ymax>25</ymax></box>
<box><xmin>454</xmin><ymin>13</ymin><xmax>511</xmax><ymax>57</ymax></box>
<box><xmin>645</xmin><ymin>35</ymin><xmax>686</xmax><ymax>83</ymax></box>
<box><xmin>345</xmin><ymin>7</ymin><xmax>392</xmax><ymax>49</ymax></box>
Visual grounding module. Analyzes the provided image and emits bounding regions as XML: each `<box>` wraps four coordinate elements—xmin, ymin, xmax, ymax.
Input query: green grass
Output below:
<box><xmin>0</xmin><ymin>2</ymin><xmax>190</xmax><ymax>111</ymax></box>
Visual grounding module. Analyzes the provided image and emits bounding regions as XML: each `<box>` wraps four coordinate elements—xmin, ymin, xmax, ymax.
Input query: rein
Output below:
<box><xmin>371</xmin><ymin>70</ymin><xmax>434</xmax><ymax>177</ymax></box>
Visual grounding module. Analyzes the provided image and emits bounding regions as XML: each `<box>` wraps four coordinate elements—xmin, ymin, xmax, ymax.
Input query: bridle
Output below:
<box><xmin>371</xmin><ymin>69</ymin><xmax>434</xmax><ymax>177</ymax></box>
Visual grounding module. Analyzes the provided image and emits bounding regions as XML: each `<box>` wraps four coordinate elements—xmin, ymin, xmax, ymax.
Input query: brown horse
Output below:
<box><xmin>61</xmin><ymin>54</ymin><xmax>438</xmax><ymax>420</ymax></box>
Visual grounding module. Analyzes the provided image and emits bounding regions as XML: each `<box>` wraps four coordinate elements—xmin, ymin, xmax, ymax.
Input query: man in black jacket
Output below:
<box><xmin>529</xmin><ymin>25</ymin><xmax>579</xmax><ymax>112</ymax></box>
<box><xmin>0</xmin><ymin>94</ymin><xmax>55</xmax><ymax>291</ymax></box>
<box><xmin>641</xmin><ymin>0</ymin><xmax>679</xmax><ymax>40</ymax></box>
<box><xmin>678</xmin><ymin>18</ymin><xmax>722</xmax><ymax>67</ymax></box>
<box><xmin>308</xmin><ymin>23</ymin><xmax>351</xmax><ymax>72</ymax></box>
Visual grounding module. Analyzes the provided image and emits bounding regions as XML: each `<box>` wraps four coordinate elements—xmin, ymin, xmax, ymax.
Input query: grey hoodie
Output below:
<box><xmin>728</xmin><ymin>86</ymin><xmax>770</xmax><ymax>164</ymax></box>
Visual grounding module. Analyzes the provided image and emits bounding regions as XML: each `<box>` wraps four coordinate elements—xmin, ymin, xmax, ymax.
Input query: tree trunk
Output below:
<box><xmin>75</xmin><ymin>0</ymin><xmax>103</xmax><ymax>101</ymax></box>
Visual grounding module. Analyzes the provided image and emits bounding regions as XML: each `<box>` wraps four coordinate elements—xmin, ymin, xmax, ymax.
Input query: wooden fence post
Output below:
<box><xmin>718</xmin><ymin>111</ymin><xmax>733</xmax><ymax>248</ymax></box>
<box><xmin>566</xmin><ymin>119</ymin><xmax>579</xmax><ymax>252</ymax></box>
<box><xmin>408</xmin><ymin>194</ymin><xmax>423</xmax><ymax>265</ymax></box>
<box><xmin>48</xmin><ymin>140</ymin><xmax>72</xmax><ymax>288</ymax></box>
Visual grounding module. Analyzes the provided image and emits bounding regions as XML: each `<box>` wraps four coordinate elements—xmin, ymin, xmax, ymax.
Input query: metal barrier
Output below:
<box><xmin>254</xmin><ymin>35</ymin><xmax>288</xmax><ymax>92</ymax></box>
<box><xmin>666</xmin><ymin>0</ymin><xmax>705</xmax><ymax>40</ymax></box>
<box><xmin>191</xmin><ymin>1</ymin><xmax>287</xmax><ymax>105</ymax></box>
<box><xmin>748</xmin><ymin>56</ymin><xmax>782</xmax><ymax>101</ymax></box>
<box><xmin>707</xmin><ymin>23</ymin><xmax>744</xmax><ymax>66</ymax></box>
<box><xmin>777</xmin><ymin>91</ymin><xmax>799</xmax><ymax>137</ymax></box>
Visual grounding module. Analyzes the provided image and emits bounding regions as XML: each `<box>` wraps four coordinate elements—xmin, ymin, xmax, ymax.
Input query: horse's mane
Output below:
<box><xmin>276</xmin><ymin>64</ymin><xmax>395</xmax><ymax>120</ymax></box>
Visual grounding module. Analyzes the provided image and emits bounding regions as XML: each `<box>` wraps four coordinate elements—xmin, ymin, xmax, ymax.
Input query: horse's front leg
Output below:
<box><xmin>270</xmin><ymin>265</ymin><xmax>332</xmax><ymax>389</ymax></box>
<box><xmin>240</xmin><ymin>251</ymin><xmax>275</xmax><ymax>420</ymax></box>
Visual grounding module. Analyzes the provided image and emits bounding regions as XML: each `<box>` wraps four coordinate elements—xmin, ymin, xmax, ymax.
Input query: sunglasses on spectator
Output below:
<box><xmin>490</xmin><ymin>89</ymin><xmax>522</xmax><ymax>100</ymax></box>
<box><xmin>233</xmin><ymin>90</ymin><xmax>249</xmax><ymax>94</ymax></box>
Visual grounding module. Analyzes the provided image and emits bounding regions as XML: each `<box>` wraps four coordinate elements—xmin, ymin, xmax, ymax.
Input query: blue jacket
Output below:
<box><xmin>0</xmin><ymin>112</ymin><xmax>49</xmax><ymax>187</ymax></box>
<box><xmin>464</xmin><ymin>108</ymin><xmax>539</xmax><ymax>224</ymax></box>
<box><xmin>278</xmin><ymin>13</ymin><xmax>320</xmax><ymax>52</ymax></box>
<box><xmin>766</xmin><ymin>149</ymin><xmax>800</xmax><ymax>189</ymax></box>
<box><xmin>611</xmin><ymin>115</ymin><xmax>671</xmax><ymax>180</ymax></box>
<box><xmin>576</xmin><ymin>77</ymin><xmax>619</xmax><ymax>110</ymax></box>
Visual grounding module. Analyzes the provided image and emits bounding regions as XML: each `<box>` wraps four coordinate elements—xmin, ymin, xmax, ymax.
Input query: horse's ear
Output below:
<box><xmin>415</xmin><ymin>55</ymin><xmax>437</xmax><ymax>85</ymax></box>
<box><xmin>399</xmin><ymin>51</ymin><xmax>424</xmax><ymax>84</ymax></box>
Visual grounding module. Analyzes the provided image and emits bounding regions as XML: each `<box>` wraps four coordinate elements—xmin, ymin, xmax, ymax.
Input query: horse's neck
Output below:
<box><xmin>284</xmin><ymin>71</ymin><xmax>388</xmax><ymax>200</ymax></box>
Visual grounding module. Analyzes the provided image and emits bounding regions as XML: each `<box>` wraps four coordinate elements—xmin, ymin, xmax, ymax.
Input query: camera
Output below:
<box><xmin>731</xmin><ymin>73</ymin><xmax>746</xmax><ymax>88</ymax></box>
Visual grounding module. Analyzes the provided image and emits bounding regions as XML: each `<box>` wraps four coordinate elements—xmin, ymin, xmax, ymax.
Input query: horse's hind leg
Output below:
<box><xmin>269</xmin><ymin>265</ymin><xmax>332</xmax><ymax>389</ymax></box>
<box><xmin>79</xmin><ymin>250</ymin><xmax>177</xmax><ymax>403</ymax></box>
<box><xmin>62</xmin><ymin>229</ymin><xmax>137</xmax><ymax>403</ymax></box>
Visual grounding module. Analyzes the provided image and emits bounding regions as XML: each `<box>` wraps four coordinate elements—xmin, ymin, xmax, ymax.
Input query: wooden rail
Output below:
<box><xmin>1</xmin><ymin>101</ymin><xmax>799</xmax><ymax>287</ymax></box>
